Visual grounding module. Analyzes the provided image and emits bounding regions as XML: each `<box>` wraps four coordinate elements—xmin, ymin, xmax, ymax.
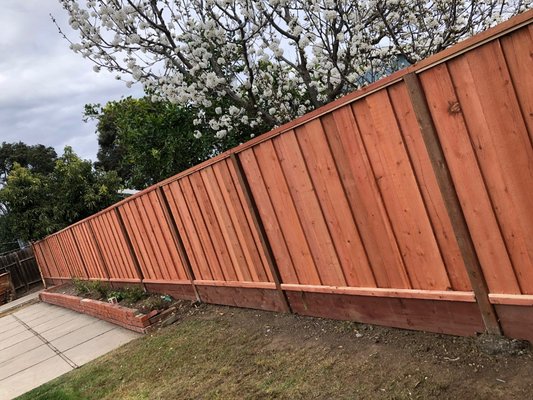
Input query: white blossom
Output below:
<box><xmin>56</xmin><ymin>0</ymin><xmax>528</xmax><ymax>141</ymax></box>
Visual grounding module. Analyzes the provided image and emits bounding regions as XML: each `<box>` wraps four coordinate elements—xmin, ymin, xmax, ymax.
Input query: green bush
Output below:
<box><xmin>86</xmin><ymin>280</ymin><xmax>110</xmax><ymax>300</ymax></box>
<box><xmin>121</xmin><ymin>286</ymin><xmax>146</xmax><ymax>303</ymax></box>
<box><xmin>107</xmin><ymin>290</ymin><xmax>124</xmax><ymax>302</ymax></box>
<box><xmin>72</xmin><ymin>278</ymin><xmax>89</xmax><ymax>296</ymax></box>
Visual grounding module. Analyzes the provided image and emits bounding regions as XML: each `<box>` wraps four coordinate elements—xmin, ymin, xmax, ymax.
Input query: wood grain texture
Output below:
<box><xmin>418</xmin><ymin>64</ymin><xmax>520</xmax><ymax>295</ymax></box>
<box><xmin>352</xmin><ymin>92</ymin><xmax>450</xmax><ymax>290</ymax></box>
<box><xmin>403</xmin><ymin>72</ymin><xmax>501</xmax><ymax>335</ymax></box>
<box><xmin>71</xmin><ymin>224</ymin><xmax>107</xmax><ymax>279</ymax></box>
<box><xmin>287</xmin><ymin>291</ymin><xmax>484</xmax><ymax>337</ymax></box>
<box><xmin>238</xmin><ymin>148</ymin><xmax>299</xmax><ymax>284</ymax></box>
<box><xmin>294</xmin><ymin>119</ymin><xmax>376</xmax><ymax>287</ymax></box>
<box><xmin>180</xmin><ymin>176</ymin><xmax>227</xmax><ymax>281</ymax></box>
<box><xmin>496</xmin><ymin>304</ymin><xmax>533</xmax><ymax>343</ymax></box>
<box><xmin>499</xmin><ymin>26</ymin><xmax>533</xmax><ymax>144</ymax></box>
<box><xmin>252</xmin><ymin>141</ymin><xmax>321</xmax><ymax>285</ymax></box>
<box><xmin>388</xmin><ymin>82</ymin><xmax>471</xmax><ymax>292</ymax></box>
<box><xmin>196</xmin><ymin>285</ymin><xmax>287</xmax><ymax>312</ymax></box>
<box><xmin>448</xmin><ymin>42</ymin><xmax>533</xmax><ymax>294</ymax></box>
<box><xmin>164</xmin><ymin>181</ymin><xmax>213</xmax><ymax>281</ymax></box>
<box><xmin>273</xmin><ymin>131</ymin><xmax>346</xmax><ymax>286</ymax></box>
<box><xmin>34</xmin><ymin>17</ymin><xmax>533</xmax><ymax>343</ymax></box>
<box><xmin>324</xmin><ymin>107</ymin><xmax>410</xmax><ymax>289</ymax></box>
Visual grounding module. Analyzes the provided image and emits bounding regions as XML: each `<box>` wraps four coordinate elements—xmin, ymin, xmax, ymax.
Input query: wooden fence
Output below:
<box><xmin>33</xmin><ymin>11</ymin><xmax>533</xmax><ymax>342</ymax></box>
<box><xmin>0</xmin><ymin>247</ymin><xmax>43</xmax><ymax>293</ymax></box>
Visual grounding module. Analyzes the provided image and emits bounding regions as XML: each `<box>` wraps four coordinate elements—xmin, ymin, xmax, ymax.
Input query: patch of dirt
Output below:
<box><xmin>167</xmin><ymin>303</ymin><xmax>533</xmax><ymax>399</ymax></box>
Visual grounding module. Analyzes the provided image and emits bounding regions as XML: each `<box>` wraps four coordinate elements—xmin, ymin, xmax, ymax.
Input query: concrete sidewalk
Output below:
<box><xmin>0</xmin><ymin>302</ymin><xmax>140</xmax><ymax>399</ymax></box>
<box><xmin>0</xmin><ymin>291</ymin><xmax>42</xmax><ymax>317</ymax></box>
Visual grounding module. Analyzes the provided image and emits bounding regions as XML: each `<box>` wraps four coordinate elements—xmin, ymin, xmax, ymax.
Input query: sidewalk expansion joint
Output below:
<box><xmin>12</xmin><ymin>315</ymin><xmax>79</xmax><ymax>369</ymax></box>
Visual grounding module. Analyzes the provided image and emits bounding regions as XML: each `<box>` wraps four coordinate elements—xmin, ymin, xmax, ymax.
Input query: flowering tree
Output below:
<box><xmin>57</xmin><ymin>0</ymin><xmax>529</xmax><ymax>138</ymax></box>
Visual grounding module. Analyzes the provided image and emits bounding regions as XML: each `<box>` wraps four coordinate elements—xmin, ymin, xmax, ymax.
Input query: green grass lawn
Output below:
<box><xmin>17</xmin><ymin>303</ymin><xmax>533</xmax><ymax>400</ymax></box>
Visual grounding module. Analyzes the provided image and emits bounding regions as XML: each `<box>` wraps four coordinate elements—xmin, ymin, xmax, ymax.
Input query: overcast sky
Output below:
<box><xmin>0</xmin><ymin>1</ymin><xmax>143</xmax><ymax>161</ymax></box>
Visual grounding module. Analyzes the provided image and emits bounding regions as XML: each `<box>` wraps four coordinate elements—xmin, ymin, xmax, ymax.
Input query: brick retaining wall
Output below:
<box><xmin>40</xmin><ymin>290</ymin><xmax>158</xmax><ymax>333</ymax></box>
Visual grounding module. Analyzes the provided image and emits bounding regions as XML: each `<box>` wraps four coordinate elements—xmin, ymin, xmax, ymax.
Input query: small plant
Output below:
<box><xmin>122</xmin><ymin>286</ymin><xmax>146</xmax><ymax>304</ymax></box>
<box><xmin>108</xmin><ymin>290</ymin><xmax>125</xmax><ymax>302</ymax></box>
<box><xmin>72</xmin><ymin>277</ymin><xmax>89</xmax><ymax>296</ymax></box>
<box><xmin>87</xmin><ymin>280</ymin><xmax>111</xmax><ymax>300</ymax></box>
<box><xmin>136</xmin><ymin>294</ymin><xmax>172</xmax><ymax>314</ymax></box>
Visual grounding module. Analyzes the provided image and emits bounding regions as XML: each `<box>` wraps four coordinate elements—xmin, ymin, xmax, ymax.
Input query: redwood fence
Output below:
<box><xmin>34</xmin><ymin>11</ymin><xmax>533</xmax><ymax>342</ymax></box>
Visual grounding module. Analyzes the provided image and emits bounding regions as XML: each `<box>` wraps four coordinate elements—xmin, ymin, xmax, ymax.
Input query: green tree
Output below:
<box><xmin>48</xmin><ymin>147</ymin><xmax>122</xmax><ymax>227</ymax></box>
<box><xmin>0</xmin><ymin>147</ymin><xmax>121</xmax><ymax>243</ymax></box>
<box><xmin>0</xmin><ymin>142</ymin><xmax>57</xmax><ymax>185</ymax></box>
<box><xmin>85</xmin><ymin>97</ymin><xmax>258</xmax><ymax>190</ymax></box>
<box><xmin>0</xmin><ymin>165</ymin><xmax>51</xmax><ymax>249</ymax></box>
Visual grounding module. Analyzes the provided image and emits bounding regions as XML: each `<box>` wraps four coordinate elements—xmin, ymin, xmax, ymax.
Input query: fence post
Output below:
<box><xmin>230</xmin><ymin>153</ymin><xmax>292</xmax><ymax>313</ymax></box>
<box><xmin>113</xmin><ymin>208</ymin><xmax>147</xmax><ymax>291</ymax></box>
<box><xmin>13</xmin><ymin>252</ymin><xmax>29</xmax><ymax>292</ymax></box>
<box><xmin>156</xmin><ymin>186</ymin><xmax>201</xmax><ymax>302</ymax></box>
<box><xmin>403</xmin><ymin>72</ymin><xmax>501</xmax><ymax>335</ymax></box>
<box><xmin>31</xmin><ymin>243</ymin><xmax>48</xmax><ymax>289</ymax></box>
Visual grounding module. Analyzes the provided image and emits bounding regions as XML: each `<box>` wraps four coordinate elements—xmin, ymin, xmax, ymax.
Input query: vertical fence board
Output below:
<box><xmin>75</xmin><ymin>223</ymin><xmax>108</xmax><ymax>279</ymax></box>
<box><xmin>294</xmin><ymin>119</ymin><xmax>376</xmax><ymax>288</ymax></box>
<box><xmin>225</xmin><ymin>158</ymin><xmax>274</xmax><ymax>282</ymax></box>
<box><xmin>352</xmin><ymin>92</ymin><xmax>450</xmax><ymax>290</ymax></box>
<box><xmin>238</xmin><ymin>149</ymin><xmax>300</xmax><ymax>284</ymax></box>
<box><xmin>253</xmin><ymin>141</ymin><xmax>321</xmax><ymax>285</ymax></box>
<box><xmin>403</xmin><ymin>72</ymin><xmax>501</xmax><ymax>335</ymax></box>
<box><xmin>164</xmin><ymin>182</ymin><xmax>213</xmax><ymax>281</ymax></box>
<box><xmin>448</xmin><ymin>43</ymin><xmax>533</xmax><ymax>294</ymax></box>
<box><xmin>120</xmin><ymin>201</ymin><xmax>157</xmax><ymax>279</ymax></box>
<box><xmin>213</xmin><ymin>160</ymin><xmax>269</xmax><ymax>282</ymax></box>
<box><xmin>200</xmin><ymin>167</ymin><xmax>251</xmax><ymax>282</ymax></box>
<box><xmin>273</xmin><ymin>131</ymin><xmax>346</xmax><ymax>286</ymax></box>
<box><xmin>180</xmin><ymin>177</ymin><xmax>227</xmax><ymax>281</ymax></box>
<box><xmin>499</xmin><ymin>26</ymin><xmax>533</xmax><ymax>144</ymax></box>
<box><xmin>156</xmin><ymin>186</ymin><xmax>199</xmax><ymax>299</ymax></box>
<box><xmin>387</xmin><ymin>82</ymin><xmax>472</xmax><ymax>292</ymax></box>
<box><xmin>418</xmin><ymin>64</ymin><xmax>521</xmax><ymax>295</ymax></box>
<box><xmin>139</xmin><ymin>193</ymin><xmax>178</xmax><ymax>280</ymax></box>
<box><xmin>189</xmin><ymin>172</ymin><xmax>238</xmax><ymax>282</ymax></box>
<box><xmin>324</xmin><ymin>108</ymin><xmax>410</xmax><ymax>289</ymax></box>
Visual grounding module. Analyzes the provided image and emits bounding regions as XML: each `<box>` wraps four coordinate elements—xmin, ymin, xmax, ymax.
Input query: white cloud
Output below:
<box><xmin>0</xmin><ymin>0</ymin><xmax>143</xmax><ymax>161</ymax></box>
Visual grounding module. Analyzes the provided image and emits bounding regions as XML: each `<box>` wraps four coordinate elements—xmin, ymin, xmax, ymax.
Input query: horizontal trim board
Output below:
<box><xmin>109</xmin><ymin>278</ymin><xmax>142</xmax><ymax>283</ymax></box>
<box><xmin>45</xmin><ymin>276</ymin><xmax>74</xmax><ymax>280</ymax></box>
<box><xmin>280</xmin><ymin>284</ymin><xmax>476</xmax><ymax>302</ymax></box>
<box><xmin>142</xmin><ymin>279</ymin><xmax>191</xmax><ymax>285</ymax></box>
<box><xmin>194</xmin><ymin>280</ymin><xmax>276</xmax><ymax>290</ymax></box>
<box><xmin>489</xmin><ymin>294</ymin><xmax>533</xmax><ymax>306</ymax></box>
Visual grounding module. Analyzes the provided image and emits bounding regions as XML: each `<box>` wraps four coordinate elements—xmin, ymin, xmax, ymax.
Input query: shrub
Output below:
<box><xmin>122</xmin><ymin>286</ymin><xmax>146</xmax><ymax>303</ymax></box>
<box><xmin>87</xmin><ymin>280</ymin><xmax>110</xmax><ymax>300</ymax></box>
<box><xmin>72</xmin><ymin>277</ymin><xmax>89</xmax><ymax>296</ymax></box>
